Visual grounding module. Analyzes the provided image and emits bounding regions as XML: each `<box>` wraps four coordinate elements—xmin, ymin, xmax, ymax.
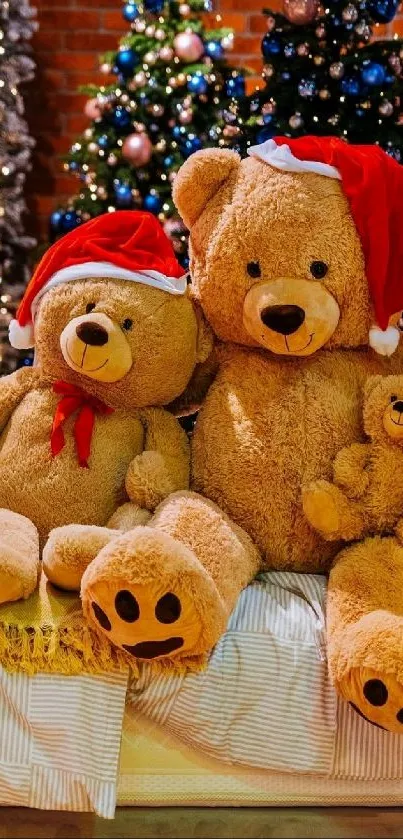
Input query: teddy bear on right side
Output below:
<box><xmin>303</xmin><ymin>374</ymin><xmax>403</xmax><ymax>543</ymax></box>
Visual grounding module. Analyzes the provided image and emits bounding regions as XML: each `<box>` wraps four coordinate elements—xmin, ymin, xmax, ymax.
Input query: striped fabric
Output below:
<box><xmin>0</xmin><ymin>666</ymin><xmax>128</xmax><ymax>817</ymax></box>
<box><xmin>127</xmin><ymin>571</ymin><xmax>403</xmax><ymax>780</ymax></box>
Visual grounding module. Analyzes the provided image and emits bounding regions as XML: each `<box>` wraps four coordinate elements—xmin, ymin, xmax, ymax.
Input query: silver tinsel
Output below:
<box><xmin>0</xmin><ymin>0</ymin><xmax>37</xmax><ymax>373</ymax></box>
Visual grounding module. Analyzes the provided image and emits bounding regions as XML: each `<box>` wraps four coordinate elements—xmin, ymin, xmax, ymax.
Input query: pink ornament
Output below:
<box><xmin>179</xmin><ymin>108</ymin><xmax>193</xmax><ymax>124</ymax></box>
<box><xmin>283</xmin><ymin>0</ymin><xmax>319</xmax><ymax>24</ymax></box>
<box><xmin>160</xmin><ymin>46</ymin><xmax>174</xmax><ymax>61</ymax></box>
<box><xmin>173</xmin><ymin>31</ymin><xmax>204</xmax><ymax>62</ymax></box>
<box><xmin>84</xmin><ymin>98</ymin><xmax>102</xmax><ymax>120</ymax></box>
<box><xmin>122</xmin><ymin>132</ymin><xmax>153</xmax><ymax>167</ymax></box>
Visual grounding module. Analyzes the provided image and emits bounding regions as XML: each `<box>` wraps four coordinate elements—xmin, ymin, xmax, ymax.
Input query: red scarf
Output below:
<box><xmin>51</xmin><ymin>381</ymin><xmax>114</xmax><ymax>468</ymax></box>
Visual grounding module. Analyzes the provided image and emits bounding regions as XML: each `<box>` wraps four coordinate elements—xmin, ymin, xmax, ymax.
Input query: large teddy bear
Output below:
<box><xmin>0</xmin><ymin>211</ymin><xmax>214</xmax><ymax>611</ymax></box>
<box><xmin>159</xmin><ymin>135</ymin><xmax>403</xmax><ymax>734</ymax></box>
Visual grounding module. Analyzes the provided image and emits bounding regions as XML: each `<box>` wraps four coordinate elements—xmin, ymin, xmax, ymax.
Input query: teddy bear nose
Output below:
<box><xmin>261</xmin><ymin>304</ymin><xmax>305</xmax><ymax>336</ymax></box>
<box><xmin>76</xmin><ymin>321</ymin><xmax>109</xmax><ymax>346</ymax></box>
<box><xmin>393</xmin><ymin>400</ymin><xmax>403</xmax><ymax>414</ymax></box>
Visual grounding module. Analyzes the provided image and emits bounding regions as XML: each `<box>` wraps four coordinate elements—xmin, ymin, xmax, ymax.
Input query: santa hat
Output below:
<box><xmin>248</xmin><ymin>136</ymin><xmax>403</xmax><ymax>356</ymax></box>
<box><xmin>9</xmin><ymin>210</ymin><xmax>187</xmax><ymax>350</ymax></box>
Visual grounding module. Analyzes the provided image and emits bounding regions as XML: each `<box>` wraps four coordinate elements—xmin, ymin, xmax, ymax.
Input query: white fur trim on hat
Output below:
<box><xmin>369</xmin><ymin>325</ymin><xmax>400</xmax><ymax>356</ymax></box>
<box><xmin>248</xmin><ymin>139</ymin><xmax>341</xmax><ymax>180</ymax></box>
<box><xmin>9</xmin><ymin>319</ymin><xmax>35</xmax><ymax>350</ymax></box>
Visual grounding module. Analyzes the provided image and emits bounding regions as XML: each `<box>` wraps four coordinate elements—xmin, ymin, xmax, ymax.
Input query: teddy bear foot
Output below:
<box><xmin>43</xmin><ymin>524</ymin><xmax>121</xmax><ymax>591</ymax></box>
<box><xmin>338</xmin><ymin>666</ymin><xmax>403</xmax><ymax>733</ymax></box>
<box><xmin>0</xmin><ymin>510</ymin><xmax>39</xmax><ymax>604</ymax></box>
<box><xmin>302</xmin><ymin>481</ymin><xmax>364</xmax><ymax>541</ymax></box>
<box><xmin>81</xmin><ymin>526</ymin><xmax>228</xmax><ymax>662</ymax></box>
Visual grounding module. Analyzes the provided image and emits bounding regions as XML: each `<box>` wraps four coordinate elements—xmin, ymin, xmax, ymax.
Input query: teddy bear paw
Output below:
<box><xmin>338</xmin><ymin>666</ymin><xmax>403</xmax><ymax>734</ymax></box>
<box><xmin>302</xmin><ymin>481</ymin><xmax>341</xmax><ymax>539</ymax></box>
<box><xmin>81</xmin><ymin>526</ymin><xmax>227</xmax><ymax>663</ymax></box>
<box><xmin>0</xmin><ymin>510</ymin><xmax>39</xmax><ymax>604</ymax></box>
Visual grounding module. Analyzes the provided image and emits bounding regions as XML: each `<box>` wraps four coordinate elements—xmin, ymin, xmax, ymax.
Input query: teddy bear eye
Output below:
<box><xmin>310</xmin><ymin>261</ymin><xmax>328</xmax><ymax>280</ymax></box>
<box><xmin>391</xmin><ymin>394</ymin><xmax>398</xmax><ymax>403</ymax></box>
<box><xmin>247</xmin><ymin>261</ymin><xmax>261</xmax><ymax>279</ymax></box>
<box><xmin>122</xmin><ymin>318</ymin><xmax>133</xmax><ymax>331</ymax></box>
<box><xmin>86</xmin><ymin>302</ymin><xmax>96</xmax><ymax>314</ymax></box>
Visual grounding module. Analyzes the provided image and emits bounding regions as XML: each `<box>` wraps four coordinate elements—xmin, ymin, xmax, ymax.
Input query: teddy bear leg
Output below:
<box><xmin>107</xmin><ymin>503</ymin><xmax>152</xmax><ymax>531</ymax></box>
<box><xmin>327</xmin><ymin>536</ymin><xmax>403</xmax><ymax>733</ymax></box>
<box><xmin>43</xmin><ymin>525</ymin><xmax>121</xmax><ymax>591</ymax></box>
<box><xmin>0</xmin><ymin>509</ymin><xmax>39</xmax><ymax>604</ymax></box>
<box><xmin>81</xmin><ymin>491</ymin><xmax>260</xmax><ymax>663</ymax></box>
<box><xmin>302</xmin><ymin>480</ymin><xmax>365</xmax><ymax>541</ymax></box>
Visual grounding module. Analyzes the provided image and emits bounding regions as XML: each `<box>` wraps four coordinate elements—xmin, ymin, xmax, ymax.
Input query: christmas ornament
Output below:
<box><xmin>144</xmin><ymin>50</ymin><xmax>158</xmax><ymax>65</ymax></box>
<box><xmin>122</xmin><ymin>3</ymin><xmax>139</xmax><ymax>22</ymax></box>
<box><xmin>84</xmin><ymin>98</ymin><xmax>102</xmax><ymax>120</ymax></box>
<box><xmin>315</xmin><ymin>23</ymin><xmax>326</xmax><ymax>37</ymax></box>
<box><xmin>107</xmin><ymin>153</ymin><xmax>118</xmax><ymax>166</ymax></box>
<box><xmin>173</xmin><ymin>32</ymin><xmax>204</xmax><ymax>62</ymax></box>
<box><xmin>296</xmin><ymin>42</ymin><xmax>309</xmax><ymax>56</ymax></box>
<box><xmin>298</xmin><ymin>79</ymin><xmax>316</xmax><ymax>98</ymax></box>
<box><xmin>179</xmin><ymin>108</ymin><xmax>193</xmax><ymax>124</ymax></box>
<box><xmin>160</xmin><ymin>46</ymin><xmax>174</xmax><ymax>61</ymax></box>
<box><xmin>389</xmin><ymin>54</ymin><xmax>401</xmax><ymax>73</ymax></box>
<box><xmin>342</xmin><ymin>4</ymin><xmax>358</xmax><ymax>22</ymax></box>
<box><xmin>289</xmin><ymin>113</ymin><xmax>303</xmax><ymax>129</ymax></box>
<box><xmin>112</xmin><ymin>106</ymin><xmax>132</xmax><ymax>130</ymax></box>
<box><xmin>50</xmin><ymin>210</ymin><xmax>63</xmax><ymax>233</ymax></box>
<box><xmin>361</xmin><ymin>61</ymin><xmax>386</xmax><ymax>86</ymax></box>
<box><xmin>115</xmin><ymin>48</ymin><xmax>139</xmax><ymax>76</ymax></box>
<box><xmin>143</xmin><ymin>192</ymin><xmax>162</xmax><ymax>213</ymax></box>
<box><xmin>225</xmin><ymin>76</ymin><xmax>245</xmax><ymax>96</ymax></box>
<box><xmin>257</xmin><ymin>126</ymin><xmax>276</xmax><ymax>144</ymax></box>
<box><xmin>134</xmin><ymin>70</ymin><xmax>147</xmax><ymax>87</ymax></box>
<box><xmin>205</xmin><ymin>40</ymin><xmax>224</xmax><ymax>60</ymax></box>
<box><xmin>100</xmin><ymin>63</ymin><xmax>111</xmax><ymax>74</ymax></box>
<box><xmin>283</xmin><ymin>0</ymin><xmax>319</xmax><ymax>25</ymax></box>
<box><xmin>368</xmin><ymin>0</ymin><xmax>400</xmax><ymax>22</ymax></box>
<box><xmin>187</xmin><ymin>73</ymin><xmax>208</xmax><ymax>94</ymax></box>
<box><xmin>179</xmin><ymin>3</ymin><xmax>191</xmax><ymax>15</ymax></box>
<box><xmin>122</xmin><ymin>132</ymin><xmax>153</xmax><ymax>166</ymax></box>
<box><xmin>379</xmin><ymin>99</ymin><xmax>394</xmax><ymax>116</ymax></box>
<box><xmin>341</xmin><ymin>75</ymin><xmax>361</xmax><ymax>95</ymax></box>
<box><xmin>144</xmin><ymin>0</ymin><xmax>164</xmax><ymax>11</ymax></box>
<box><xmin>59</xmin><ymin>210</ymin><xmax>82</xmax><ymax>233</ymax></box>
<box><xmin>329</xmin><ymin>61</ymin><xmax>345</xmax><ymax>79</ymax></box>
<box><xmin>284</xmin><ymin>43</ymin><xmax>296</xmax><ymax>58</ymax></box>
<box><xmin>87</xmin><ymin>142</ymin><xmax>99</xmax><ymax>154</ymax></box>
<box><xmin>262</xmin><ymin>34</ymin><xmax>281</xmax><ymax>57</ymax></box>
<box><xmin>319</xmin><ymin>88</ymin><xmax>330</xmax><ymax>99</ymax></box>
<box><xmin>97</xmin><ymin>186</ymin><xmax>107</xmax><ymax>200</ymax></box>
<box><xmin>114</xmin><ymin>183</ymin><xmax>133</xmax><ymax>208</ymax></box>
<box><xmin>263</xmin><ymin>64</ymin><xmax>275</xmax><ymax>79</ymax></box>
<box><xmin>135</xmin><ymin>19</ymin><xmax>146</xmax><ymax>32</ymax></box>
<box><xmin>151</xmin><ymin>104</ymin><xmax>164</xmax><ymax>117</ymax></box>
<box><xmin>155</xmin><ymin>28</ymin><xmax>165</xmax><ymax>40</ymax></box>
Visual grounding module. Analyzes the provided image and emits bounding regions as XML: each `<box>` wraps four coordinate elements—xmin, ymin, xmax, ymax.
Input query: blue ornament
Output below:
<box><xmin>187</xmin><ymin>73</ymin><xmax>208</xmax><ymax>95</ymax></box>
<box><xmin>225</xmin><ymin>76</ymin><xmax>245</xmax><ymax>97</ymax></box>
<box><xmin>163</xmin><ymin>155</ymin><xmax>174</xmax><ymax>167</ymax></box>
<box><xmin>263</xmin><ymin>113</ymin><xmax>273</xmax><ymax>125</ymax></box>
<box><xmin>143</xmin><ymin>193</ymin><xmax>162</xmax><ymax>213</ymax></box>
<box><xmin>257</xmin><ymin>126</ymin><xmax>276</xmax><ymax>143</ymax></box>
<box><xmin>97</xmin><ymin>134</ymin><xmax>109</xmax><ymax>149</ymax></box>
<box><xmin>172</xmin><ymin>125</ymin><xmax>183</xmax><ymax>139</ymax></box>
<box><xmin>181</xmin><ymin>137</ymin><xmax>202</xmax><ymax>158</ymax></box>
<box><xmin>262</xmin><ymin>34</ymin><xmax>281</xmax><ymax>57</ymax></box>
<box><xmin>356</xmin><ymin>107</ymin><xmax>365</xmax><ymax>117</ymax></box>
<box><xmin>50</xmin><ymin>210</ymin><xmax>63</xmax><ymax>232</ymax></box>
<box><xmin>205</xmin><ymin>40</ymin><xmax>224</xmax><ymax>60</ymax></box>
<box><xmin>16</xmin><ymin>355</ymin><xmax>33</xmax><ymax>369</ymax></box>
<box><xmin>69</xmin><ymin>161</ymin><xmax>79</xmax><ymax>172</ymax></box>
<box><xmin>144</xmin><ymin>0</ymin><xmax>164</xmax><ymax>11</ymax></box>
<box><xmin>341</xmin><ymin>75</ymin><xmax>361</xmax><ymax>96</ymax></box>
<box><xmin>112</xmin><ymin>106</ymin><xmax>132</xmax><ymax>130</ymax></box>
<box><xmin>180</xmin><ymin>256</ymin><xmax>190</xmax><ymax>270</ymax></box>
<box><xmin>115</xmin><ymin>48</ymin><xmax>139</xmax><ymax>76</ymax></box>
<box><xmin>122</xmin><ymin>2</ymin><xmax>139</xmax><ymax>21</ymax></box>
<box><xmin>361</xmin><ymin>61</ymin><xmax>386</xmax><ymax>86</ymax></box>
<box><xmin>369</xmin><ymin>0</ymin><xmax>399</xmax><ymax>22</ymax></box>
<box><xmin>284</xmin><ymin>43</ymin><xmax>295</xmax><ymax>58</ymax></box>
<box><xmin>298</xmin><ymin>79</ymin><xmax>316</xmax><ymax>98</ymax></box>
<box><xmin>114</xmin><ymin>183</ymin><xmax>133</xmax><ymax>208</ymax></box>
<box><xmin>281</xmin><ymin>71</ymin><xmax>291</xmax><ymax>82</ymax></box>
<box><xmin>59</xmin><ymin>210</ymin><xmax>82</xmax><ymax>233</ymax></box>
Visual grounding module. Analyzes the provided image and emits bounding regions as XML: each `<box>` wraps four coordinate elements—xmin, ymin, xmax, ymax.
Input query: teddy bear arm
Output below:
<box><xmin>125</xmin><ymin>408</ymin><xmax>190</xmax><ymax>511</ymax></box>
<box><xmin>0</xmin><ymin>367</ymin><xmax>37</xmax><ymax>435</ymax></box>
<box><xmin>333</xmin><ymin>442</ymin><xmax>371</xmax><ymax>499</ymax></box>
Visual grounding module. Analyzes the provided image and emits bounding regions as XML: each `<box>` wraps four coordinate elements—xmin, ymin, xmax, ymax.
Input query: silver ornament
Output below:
<box><xmin>289</xmin><ymin>113</ymin><xmax>303</xmax><ymax>129</ymax></box>
<box><xmin>329</xmin><ymin>61</ymin><xmax>344</xmax><ymax>80</ymax></box>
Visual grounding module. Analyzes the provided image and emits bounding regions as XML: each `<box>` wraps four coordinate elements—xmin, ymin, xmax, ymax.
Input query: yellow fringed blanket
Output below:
<box><xmin>0</xmin><ymin>571</ymin><xmax>130</xmax><ymax>676</ymax></box>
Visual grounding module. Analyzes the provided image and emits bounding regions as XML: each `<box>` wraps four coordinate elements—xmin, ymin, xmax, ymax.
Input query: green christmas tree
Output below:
<box><xmin>51</xmin><ymin>0</ymin><xmax>249</xmax><ymax>268</ymax></box>
<box><xmin>245</xmin><ymin>0</ymin><xmax>403</xmax><ymax>160</ymax></box>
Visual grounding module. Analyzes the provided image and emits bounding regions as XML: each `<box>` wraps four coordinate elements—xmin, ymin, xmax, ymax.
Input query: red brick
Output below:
<box><xmin>69</xmin><ymin>32</ymin><xmax>117</xmax><ymax>51</ymax></box>
<box><xmin>250</xmin><ymin>14</ymin><xmax>270</xmax><ymax>33</ymax></box>
<box><xmin>66</xmin><ymin>114</ymin><xmax>89</xmax><ymax>133</ymax></box>
<box><xmin>46</xmin><ymin>92</ymin><xmax>88</xmax><ymax>113</ymax></box>
<box><xmin>51</xmin><ymin>53</ymin><xmax>98</xmax><ymax>71</ymax></box>
<box><xmin>39</xmin><ymin>9</ymin><xmax>97</xmax><ymax>29</ymax></box>
<box><xmin>245</xmin><ymin>76</ymin><xmax>264</xmax><ymax>94</ymax></box>
<box><xmin>41</xmin><ymin>68</ymin><xmax>67</xmax><ymax>89</ymax></box>
<box><xmin>67</xmin><ymin>70</ymin><xmax>113</xmax><ymax>87</ymax></box>
<box><xmin>33</xmin><ymin>30</ymin><xmax>64</xmax><ymax>50</ymax></box>
<box><xmin>233</xmin><ymin>35</ymin><xmax>263</xmax><ymax>53</ymax></box>
<box><xmin>204</xmin><ymin>11</ymin><xmax>246</xmax><ymax>32</ymax></box>
<box><xmin>391</xmin><ymin>18</ymin><xmax>403</xmax><ymax>33</ymax></box>
<box><xmin>101</xmin><ymin>10</ymin><xmax>126</xmax><ymax>31</ymax></box>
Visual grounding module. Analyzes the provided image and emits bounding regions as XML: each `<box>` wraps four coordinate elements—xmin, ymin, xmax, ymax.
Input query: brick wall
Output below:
<box><xmin>26</xmin><ymin>0</ymin><xmax>402</xmax><ymax>241</ymax></box>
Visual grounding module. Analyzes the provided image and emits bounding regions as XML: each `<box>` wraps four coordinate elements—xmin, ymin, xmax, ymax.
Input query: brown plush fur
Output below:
<box><xmin>0</xmin><ymin>278</ymin><xmax>209</xmax><ymax>604</ymax></box>
<box><xmin>167</xmin><ymin>146</ymin><xmax>403</xmax><ymax>731</ymax></box>
<box><xmin>303</xmin><ymin>375</ymin><xmax>403</xmax><ymax>541</ymax></box>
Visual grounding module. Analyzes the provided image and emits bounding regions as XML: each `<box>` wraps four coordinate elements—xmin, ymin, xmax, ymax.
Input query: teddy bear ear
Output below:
<box><xmin>364</xmin><ymin>375</ymin><xmax>384</xmax><ymax>400</ymax></box>
<box><xmin>173</xmin><ymin>148</ymin><xmax>241</xmax><ymax>229</ymax></box>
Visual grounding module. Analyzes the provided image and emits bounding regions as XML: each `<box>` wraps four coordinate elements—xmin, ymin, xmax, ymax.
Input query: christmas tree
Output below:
<box><xmin>0</xmin><ymin>0</ymin><xmax>37</xmax><ymax>374</ymax></box>
<box><xmin>51</xmin><ymin>0</ymin><xmax>249</xmax><ymax>267</ymax></box>
<box><xmin>246</xmin><ymin>0</ymin><xmax>403</xmax><ymax>161</ymax></box>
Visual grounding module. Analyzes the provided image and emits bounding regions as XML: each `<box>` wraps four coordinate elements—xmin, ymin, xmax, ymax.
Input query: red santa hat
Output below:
<box><xmin>9</xmin><ymin>210</ymin><xmax>187</xmax><ymax>350</ymax></box>
<box><xmin>248</xmin><ymin>136</ymin><xmax>403</xmax><ymax>356</ymax></box>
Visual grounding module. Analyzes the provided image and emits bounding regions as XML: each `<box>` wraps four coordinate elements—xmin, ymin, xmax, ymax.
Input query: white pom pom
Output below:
<box><xmin>369</xmin><ymin>325</ymin><xmax>400</xmax><ymax>357</ymax></box>
<box><xmin>9</xmin><ymin>319</ymin><xmax>35</xmax><ymax>349</ymax></box>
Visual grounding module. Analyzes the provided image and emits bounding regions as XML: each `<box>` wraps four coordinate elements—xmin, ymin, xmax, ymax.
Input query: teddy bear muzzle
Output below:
<box><xmin>60</xmin><ymin>311</ymin><xmax>133</xmax><ymax>383</ymax></box>
<box><xmin>383</xmin><ymin>398</ymin><xmax>403</xmax><ymax>442</ymax></box>
<box><xmin>243</xmin><ymin>277</ymin><xmax>340</xmax><ymax>356</ymax></box>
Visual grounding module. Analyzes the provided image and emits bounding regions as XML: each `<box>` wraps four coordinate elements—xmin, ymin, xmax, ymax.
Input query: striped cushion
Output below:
<box><xmin>128</xmin><ymin>571</ymin><xmax>403</xmax><ymax>779</ymax></box>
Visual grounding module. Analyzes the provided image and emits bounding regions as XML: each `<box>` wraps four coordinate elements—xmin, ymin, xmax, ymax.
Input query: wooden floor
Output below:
<box><xmin>1</xmin><ymin>807</ymin><xmax>403</xmax><ymax>839</ymax></box>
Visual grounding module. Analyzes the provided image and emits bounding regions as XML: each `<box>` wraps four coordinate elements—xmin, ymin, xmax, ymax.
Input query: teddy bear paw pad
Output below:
<box><xmin>343</xmin><ymin>667</ymin><xmax>403</xmax><ymax>733</ymax></box>
<box><xmin>302</xmin><ymin>482</ymin><xmax>340</xmax><ymax>538</ymax></box>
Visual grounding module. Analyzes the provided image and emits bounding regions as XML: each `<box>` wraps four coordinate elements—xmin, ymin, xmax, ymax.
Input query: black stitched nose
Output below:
<box><xmin>393</xmin><ymin>400</ymin><xmax>403</xmax><ymax>414</ymax></box>
<box><xmin>76</xmin><ymin>321</ymin><xmax>108</xmax><ymax>346</ymax></box>
<box><xmin>261</xmin><ymin>305</ymin><xmax>305</xmax><ymax>336</ymax></box>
